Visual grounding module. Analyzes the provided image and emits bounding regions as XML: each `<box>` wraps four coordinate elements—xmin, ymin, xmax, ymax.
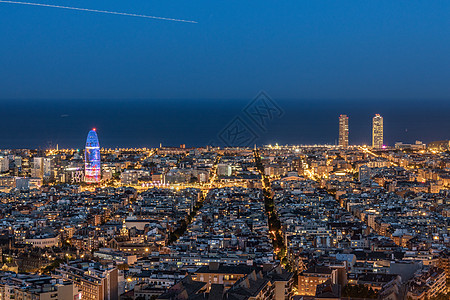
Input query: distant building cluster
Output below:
<box><xmin>0</xmin><ymin>131</ymin><xmax>450</xmax><ymax>299</ymax></box>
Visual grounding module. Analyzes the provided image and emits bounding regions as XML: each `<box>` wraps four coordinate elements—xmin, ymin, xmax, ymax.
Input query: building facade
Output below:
<box><xmin>298</xmin><ymin>266</ymin><xmax>337</xmax><ymax>296</ymax></box>
<box><xmin>24</xmin><ymin>234</ymin><xmax>60</xmax><ymax>248</ymax></box>
<box><xmin>339</xmin><ymin>114</ymin><xmax>349</xmax><ymax>148</ymax></box>
<box><xmin>85</xmin><ymin>129</ymin><xmax>101</xmax><ymax>183</ymax></box>
<box><xmin>56</xmin><ymin>262</ymin><xmax>118</xmax><ymax>300</ymax></box>
<box><xmin>0</xmin><ymin>273</ymin><xmax>79</xmax><ymax>300</ymax></box>
<box><xmin>372</xmin><ymin>114</ymin><xmax>384</xmax><ymax>149</ymax></box>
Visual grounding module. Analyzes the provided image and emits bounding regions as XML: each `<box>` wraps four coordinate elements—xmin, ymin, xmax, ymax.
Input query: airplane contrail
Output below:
<box><xmin>0</xmin><ymin>0</ymin><xmax>198</xmax><ymax>23</ymax></box>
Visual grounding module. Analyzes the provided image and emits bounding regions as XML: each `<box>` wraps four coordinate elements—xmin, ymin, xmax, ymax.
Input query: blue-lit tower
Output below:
<box><xmin>85</xmin><ymin>128</ymin><xmax>101</xmax><ymax>183</ymax></box>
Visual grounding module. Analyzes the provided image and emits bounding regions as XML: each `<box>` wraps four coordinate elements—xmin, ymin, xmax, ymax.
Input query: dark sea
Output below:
<box><xmin>1</xmin><ymin>99</ymin><xmax>449</xmax><ymax>149</ymax></box>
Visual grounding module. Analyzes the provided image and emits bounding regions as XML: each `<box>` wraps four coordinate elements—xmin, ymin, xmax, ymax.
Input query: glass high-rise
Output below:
<box><xmin>85</xmin><ymin>129</ymin><xmax>101</xmax><ymax>183</ymax></box>
<box><xmin>372</xmin><ymin>114</ymin><xmax>383</xmax><ymax>148</ymax></box>
<box><xmin>339</xmin><ymin>114</ymin><xmax>349</xmax><ymax>148</ymax></box>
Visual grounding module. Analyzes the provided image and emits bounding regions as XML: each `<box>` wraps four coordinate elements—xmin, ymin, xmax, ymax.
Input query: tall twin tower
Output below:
<box><xmin>339</xmin><ymin>114</ymin><xmax>384</xmax><ymax>148</ymax></box>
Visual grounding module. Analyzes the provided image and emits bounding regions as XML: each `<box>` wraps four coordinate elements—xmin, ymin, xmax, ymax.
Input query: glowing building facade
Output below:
<box><xmin>372</xmin><ymin>114</ymin><xmax>384</xmax><ymax>149</ymax></box>
<box><xmin>85</xmin><ymin>129</ymin><xmax>101</xmax><ymax>183</ymax></box>
<box><xmin>339</xmin><ymin>114</ymin><xmax>349</xmax><ymax>148</ymax></box>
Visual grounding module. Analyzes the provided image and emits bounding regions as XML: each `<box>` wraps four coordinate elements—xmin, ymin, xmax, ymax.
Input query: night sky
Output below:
<box><xmin>0</xmin><ymin>1</ymin><xmax>449</xmax><ymax>147</ymax></box>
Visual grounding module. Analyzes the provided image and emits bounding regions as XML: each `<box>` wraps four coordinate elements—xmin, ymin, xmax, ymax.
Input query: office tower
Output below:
<box><xmin>0</xmin><ymin>156</ymin><xmax>9</xmax><ymax>173</ymax></box>
<box><xmin>85</xmin><ymin>129</ymin><xmax>101</xmax><ymax>183</ymax></box>
<box><xmin>31</xmin><ymin>157</ymin><xmax>44</xmax><ymax>178</ymax></box>
<box><xmin>43</xmin><ymin>158</ymin><xmax>52</xmax><ymax>178</ymax></box>
<box><xmin>372</xmin><ymin>114</ymin><xmax>384</xmax><ymax>148</ymax></box>
<box><xmin>359</xmin><ymin>165</ymin><xmax>371</xmax><ymax>182</ymax></box>
<box><xmin>31</xmin><ymin>157</ymin><xmax>52</xmax><ymax>179</ymax></box>
<box><xmin>339</xmin><ymin>115</ymin><xmax>349</xmax><ymax>147</ymax></box>
<box><xmin>217</xmin><ymin>164</ymin><xmax>232</xmax><ymax>176</ymax></box>
<box><xmin>14</xmin><ymin>156</ymin><xmax>22</xmax><ymax>168</ymax></box>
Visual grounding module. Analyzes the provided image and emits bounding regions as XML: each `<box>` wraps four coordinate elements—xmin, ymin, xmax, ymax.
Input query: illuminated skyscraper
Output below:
<box><xmin>372</xmin><ymin>114</ymin><xmax>383</xmax><ymax>148</ymax></box>
<box><xmin>339</xmin><ymin>114</ymin><xmax>349</xmax><ymax>147</ymax></box>
<box><xmin>85</xmin><ymin>129</ymin><xmax>101</xmax><ymax>183</ymax></box>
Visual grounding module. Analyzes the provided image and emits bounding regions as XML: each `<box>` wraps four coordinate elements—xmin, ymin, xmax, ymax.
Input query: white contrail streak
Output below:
<box><xmin>0</xmin><ymin>0</ymin><xmax>197</xmax><ymax>23</ymax></box>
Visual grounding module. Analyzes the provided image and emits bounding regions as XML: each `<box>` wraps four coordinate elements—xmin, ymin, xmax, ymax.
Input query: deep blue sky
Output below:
<box><xmin>0</xmin><ymin>1</ymin><xmax>450</xmax><ymax>148</ymax></box>
<box><xmin>1</xmin><ymin>0</ymin><xmax>449</xmax><ymax>100</ymax></box>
